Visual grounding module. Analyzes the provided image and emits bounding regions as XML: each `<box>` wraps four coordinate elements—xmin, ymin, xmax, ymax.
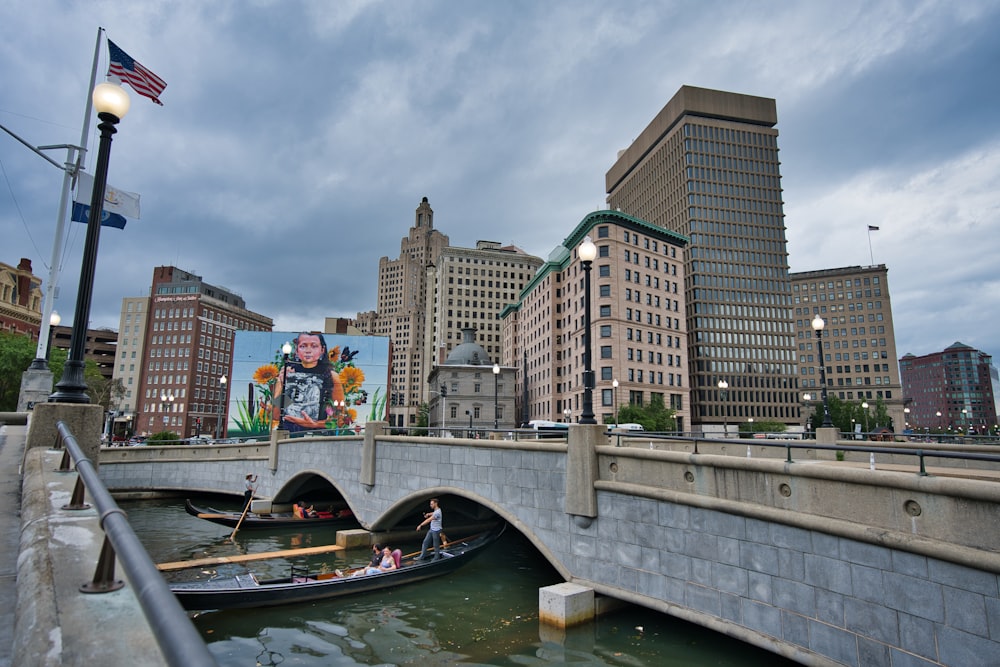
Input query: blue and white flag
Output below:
<box><xmin>71</xmin><ymin>171</ymin><xmax>140</xmax><ymax>229</ymax></box>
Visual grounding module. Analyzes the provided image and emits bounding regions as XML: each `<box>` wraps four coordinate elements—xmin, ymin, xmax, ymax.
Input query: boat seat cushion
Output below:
<box><xmin>392</xmin><ymin>549</ymin><xmax>401</xmax><ymax>569</ymax></box>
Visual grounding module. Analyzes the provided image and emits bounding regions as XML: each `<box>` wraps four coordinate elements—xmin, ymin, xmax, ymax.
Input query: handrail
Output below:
<box><xmin>621</xmin><ymin>431</ymin><xmax>1000</xmax><ymax>473</ymax></box>
<box><xmin>55</xmin><ymin>421</ymin><xmax>218</xmax><ymax>667</ymax></box>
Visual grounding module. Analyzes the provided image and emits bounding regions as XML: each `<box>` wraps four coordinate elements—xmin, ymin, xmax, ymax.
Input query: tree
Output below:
<box><xmin>0</xmin><ymin>330</ymin><xmax>109</xmax><ymax>411</ymax></box>
<box><xmin>614</xmin><ymin>394</ymin><xmax>676</xmax><ymax>432</ymax></box>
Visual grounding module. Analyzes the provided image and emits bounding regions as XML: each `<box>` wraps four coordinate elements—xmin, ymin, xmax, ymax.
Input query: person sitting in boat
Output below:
<box><xmin>304</xmin><ymin>504</ymin><xmax>318</xmax><ymax>518</ymax></box>
<box><xmin>363</xmin><ymin>546</ymin><xmax>397</xmax><ymax>575</ymax></box>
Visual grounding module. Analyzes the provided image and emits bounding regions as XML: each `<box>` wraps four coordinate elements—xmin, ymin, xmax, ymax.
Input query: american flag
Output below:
<box><xmin>107</xmin><ymin>39</ymin><xmax>167</xmax><ymax>106</ymax></box>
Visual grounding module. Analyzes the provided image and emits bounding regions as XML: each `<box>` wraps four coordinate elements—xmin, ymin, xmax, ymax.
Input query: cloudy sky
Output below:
<box><xmin>2</xmin><ymin>1</ymin><xmax>999</xmax><ymax>360</ymax></box>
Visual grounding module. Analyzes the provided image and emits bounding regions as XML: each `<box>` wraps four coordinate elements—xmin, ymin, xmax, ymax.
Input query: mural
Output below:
<box><xmin>229</xmin><ymin>331</ymin><xmax>390</xmax><ymax>437</ymax></box>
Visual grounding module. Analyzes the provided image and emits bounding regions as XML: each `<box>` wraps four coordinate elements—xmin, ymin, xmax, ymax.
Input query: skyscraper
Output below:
<box><xmin>356</xmin><ymin>197</ymin><xmax>542</xmax><ymax>428</ymax></box>
<box><xmin>791</xmin><ymin>265</ymin><xmax>904</xmax><ymax>430</ymax></box>
<box><xmin>900</xmin><ymin>342</ymin><xmax>997</xmax><ymax>435</ymax></box>
<box><xmin>606</xmin><ymin>85</ymin><xmax>797</xmax><ymax>432</ymax></box>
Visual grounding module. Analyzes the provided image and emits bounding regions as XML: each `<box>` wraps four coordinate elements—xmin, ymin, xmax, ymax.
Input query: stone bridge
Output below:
<box><xmin>99</xmin><ymin>424</ymin><xmax>1000</xmax><ymax>667</ymax></box>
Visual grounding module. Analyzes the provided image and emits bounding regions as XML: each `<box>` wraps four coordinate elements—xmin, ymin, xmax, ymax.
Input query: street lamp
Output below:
<box><xmin>861</xmin><ymin>401</ymin><xmax>869</xmax><ymax>436</ymax></box>
<box><xmin>961</xmin><ymin>408</ymin><xmax>969</xmax><ymax>438</ymax></box>
<box><xmin>717</xmin><ymin>379</ymin><xmax>729</xmax><ymax>438</ymax></box>
<box><xmin>50</xmin><ymin>81</ymin><xmax>130</xmax><ymax>403</ymax></box>
<box><xmin>802</xmin><ymin>392</ymin><xmax>812</xmax><ymax>438</ymax></box>
<box><xmin>215</xmin><ymin>375</ymin><xmax>227</xmax><ymax>439</ymax></box>
<box><xmin>45</xmin><ymin>310</ymin><xmax>61</xmax><ymax>361</ymax></box>
<box><xmin>493</xmin><ymin>362</ymin><xmax>500</xmax><ymax>430</ymax></box>
<box><xmin>903</xmin><ymin>406</ymin><xmax>910</xmax><ymax>431</ymax></box>
<box><xmin>563</xmin><ymin>407</ymin><xmax>572</xmax><ymax>423</ymax></box>
<box><xmin>810</xmin><ymin>315</ymin><xmax>833</xmax><ymax>427</ymax></box>
<box><xmin>465</xmin><ymin>409</ymin><xmax>473</xmax><ymax>438</ymax></box>
<box><xmin>578</xmin><ymin>236</ymin><xmax>597</xmax><ymax>424</ymax></box>
<box><xmin>277</xmin><ymin>340</ymin><xmax>292</xmax><ymax>429</ymax></box>
<box><xmin>160</xmin><ymin>391</ymin><xmax>174</xmax><ymax>431</ymax></box>
<box><xmin>612</xmin><ymin>379</ymin><xmax>619</xmax><ymax>427</ymax></box>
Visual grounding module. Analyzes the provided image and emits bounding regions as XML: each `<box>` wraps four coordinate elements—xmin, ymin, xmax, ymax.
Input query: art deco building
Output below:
<box><xmin>501</xmin><ymin>210</ymin><xmax>689</xmax><ymax>429</ymax></box>
<box><xmin>900</xmin><ymin>342</ymin><xmax>997</xmax><ymax>435</ymax></box>
<box><xmin>134</xmin><ymin>266</ymin><xmax>272</xmax><ymax>437</ymax></box>
<box><xmin>606</xmin><ymin>85</ymin><xmax>797</xmax><ymax>433</ymax></box>
<box><xmin>356</xmin><ymin>198</ymin><xmax>542</xmax><ymax>428</ymax></box>
<box><xmin>790</xmin><ymin>264</ymin><xmax>905</xmax><ymax>430</ymax></box>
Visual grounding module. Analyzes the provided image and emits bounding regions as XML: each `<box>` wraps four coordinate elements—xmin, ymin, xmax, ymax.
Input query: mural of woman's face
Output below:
<box><xmin>296</xmin><ymin>334</ymin><xmax>324</xmax><ymax>367</ymax></box>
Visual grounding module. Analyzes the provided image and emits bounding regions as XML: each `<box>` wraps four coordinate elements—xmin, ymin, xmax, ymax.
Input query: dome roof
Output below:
<box><xmin>445</xmin><ymin>328</ymin><xmax>493</xmax><ymax>366</ymax></box>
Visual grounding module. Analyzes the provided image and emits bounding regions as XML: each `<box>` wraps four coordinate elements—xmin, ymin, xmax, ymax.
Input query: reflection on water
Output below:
<box><xmin>126</xmin><ymin>498</ymin><xmax>794</xmax><ymax>666</ymax></box>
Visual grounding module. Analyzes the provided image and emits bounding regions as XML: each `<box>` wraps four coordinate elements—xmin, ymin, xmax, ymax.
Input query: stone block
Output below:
<box><xmin>336</xmin><ymin>529</ymin><xmax>373</xmax><ymax>549</ymax></box>
<box><xmin>539</xmin><ymin>582</ymin><xmax>594</xmax><ymax>628</ymax></box>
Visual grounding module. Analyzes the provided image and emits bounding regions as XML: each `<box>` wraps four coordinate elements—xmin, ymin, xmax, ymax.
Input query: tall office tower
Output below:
<box><xmin>606</xmin><ymin>85</ymin><xmax>796</xmax><ymax>432</ymax></box>
<box><xmin>790</xmin><ymin>265</ymin><xmax>905</xmax><ymax>431</ymax></box>
<box><xmin>424</xmin><ymin>241</ymin><xmax>543</xmax><ymax>408</ymax></box>
<box><xmin>900</xmin><ymin>343</ymin><xmax>998</xmax><ymax>436</ymax></box>
<box><xmin>134</xmin><ymin>266</ymin><xmax>273</xmax><ymax>437</ymax></box>
<box><xmin>111</xmin><ymin>296</ymin><xmax>150</xmax><ymax>426</ymax></box>
<box><xmin>357</xmin><ymin>198</ymin><xmax>450</xmax><ymax>428</ymax></box>
<box><xmin>356</xmin><ymin>198</ymin><xmax>543</xmax><ymax>428</ymax></box>
<box><xmin>501</xmin><ymin>210</ymin><xmax>688</xmax><ymax>429</ymax></box>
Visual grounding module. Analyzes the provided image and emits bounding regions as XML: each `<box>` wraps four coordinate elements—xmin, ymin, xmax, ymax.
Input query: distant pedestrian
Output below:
<box><xmin>243</xmin><ymin>474</ymin><xmax>257</xmax><ymax>508</ymax></box>
<box><xmin>416</xmin><ymin>498</ymin><xmax>443</xmax><ymax>561</ymax></box>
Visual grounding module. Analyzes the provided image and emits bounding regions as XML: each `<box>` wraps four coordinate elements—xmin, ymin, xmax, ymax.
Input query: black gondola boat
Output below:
<box><xmin>184</xmin><ymin>498</ymin><xmax>355</xmax><ymax>530</ymax></box>
<box><xmin>170</xmin><ymin>522</ymin><xmax>506</xmax><ymax>610</ymax></box>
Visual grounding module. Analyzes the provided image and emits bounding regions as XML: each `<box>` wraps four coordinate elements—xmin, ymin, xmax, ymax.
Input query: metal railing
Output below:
<box><xmin>614</xmin><ymin>431</ymin><xmax>1000</xmax><ymax>475</ymax></box>
<box><xmin>55</xmin><ymin>421</ymin><xmax>218</xmax><ymax>667</ymax></box>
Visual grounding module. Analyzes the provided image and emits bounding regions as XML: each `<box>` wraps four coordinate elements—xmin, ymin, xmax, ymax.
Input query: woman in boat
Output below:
<box><xmin>361</xmin><ymin>546</ymin><xmax>397</xmax><ymax>575</ymax></box>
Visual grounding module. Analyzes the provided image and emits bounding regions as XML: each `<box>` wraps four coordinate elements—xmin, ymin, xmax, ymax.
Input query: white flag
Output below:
<box><xmin>75</xmin><ymin>171</ymin><xmax>141</xmax><ymax>219</ymax></box>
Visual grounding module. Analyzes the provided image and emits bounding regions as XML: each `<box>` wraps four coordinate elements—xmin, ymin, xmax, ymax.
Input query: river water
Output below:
<box><xmin>126</xmin><ymin>497</ymin><xmax>795</xmax><ymax>666</ymax></box>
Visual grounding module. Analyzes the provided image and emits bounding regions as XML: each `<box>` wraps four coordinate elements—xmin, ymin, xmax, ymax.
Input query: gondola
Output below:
<box><xmin>184</xmin><ymin>498</ymin><xmax>355</xmax><ymax>530</ymax></box>
<box><xmin>170</xmin><ymin>522</ymin><xmax>506</xmax><ymax>610</ymax></box>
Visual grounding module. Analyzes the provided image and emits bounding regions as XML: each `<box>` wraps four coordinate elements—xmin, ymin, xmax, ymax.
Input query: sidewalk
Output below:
<box><xmin>0</xmin><ymin>423</ymin><xmax>27</xmax><ymax>667</ymax></box>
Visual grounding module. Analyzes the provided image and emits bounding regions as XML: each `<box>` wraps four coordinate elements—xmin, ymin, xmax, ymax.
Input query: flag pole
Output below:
<box><xmin>32</xmin><ymin>27</ymin><xmax>104</xmax><ymax>363</ymax></box>
<box><xmin>867</xmin><ymin>227</ymin><xmax>875</xmax><ymax>266</ymax></box>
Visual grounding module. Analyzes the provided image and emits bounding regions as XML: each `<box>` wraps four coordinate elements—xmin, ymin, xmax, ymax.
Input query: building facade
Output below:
<box><xmin>110</xmin><ymin>296</ymin><xmax>150</xmax><ymax>431</ymax></box>
<box><xmin>134</xmin><ymin>266</ymin><xmax>272</xmax><ymax>437</ymax></box>
<box><xmin>790</xmin><ymin>265</ymin><xmax>905</xmax><ymax>431</ymax></box>
<box><xmin>356</xmin><ymin>198</ymin><xmax>542</xmax><ymax>429</ymax></box>
<box><xmin>0</xmin><ymin>257</ymin><xmax>42</xmax><ymax>338</ymax></box>
<box><xmin>501</xmin><ymin>210</ymin><xmax>689</xmax><ymax>429</ymax></box>
<box><xmin>606</xmin><ymin>85</ymin><xmax>797</xmax><ymax>433</ymax></box>
<box><xmin>427</xmin><ymin>328</ymin><xmax>516</xmax><ymax>432</ymax></box>
<box><xmin>900</xmin><ymin>342</ymin><xmax>998</xmax><ymax>435</ymax></box>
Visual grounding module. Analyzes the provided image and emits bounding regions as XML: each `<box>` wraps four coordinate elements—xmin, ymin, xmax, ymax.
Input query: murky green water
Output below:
<box><xmin>126</xmin><ymin>498</ymin><xmax>795</xmax><ymax>666</ymax></box>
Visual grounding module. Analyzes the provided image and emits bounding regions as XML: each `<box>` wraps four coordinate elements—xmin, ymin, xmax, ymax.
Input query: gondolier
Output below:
<box><xmin>416</xmin><ymin>498</ymin><xmax>443</xmax><ymax>561</ymax></box>
<box><xmin>243</xmin><ymin>474</ymin><xmax>257</xmax><ymax>507</ymax></box>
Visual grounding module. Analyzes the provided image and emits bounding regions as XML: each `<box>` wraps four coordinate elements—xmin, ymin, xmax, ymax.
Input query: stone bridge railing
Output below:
<box><xmin>98</xmin><ymin>424</ymin><xmax>1000</xmax><ymax>666</ymax></box>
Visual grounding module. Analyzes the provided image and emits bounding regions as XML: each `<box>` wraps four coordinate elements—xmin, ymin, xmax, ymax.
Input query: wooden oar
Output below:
<box><xmin>157</xmin><ymin>543</ymin><xmax>344</xmax><ymax>571</ymax></box>
<box><xmin>229</xmin><ymin>498</ymin><xmax>253</xmax><ymax>541</ymax></box>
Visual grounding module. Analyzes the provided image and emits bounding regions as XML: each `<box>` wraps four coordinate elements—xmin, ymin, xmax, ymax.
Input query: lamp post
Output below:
<box><xmin>440</xmin><ymin>384</ymin><xmax>447</xmax><ymax>432</ymax></box>
<box><xmin>961</xmin><ymin>408</ymin><xmax>969</xmax><ymax>439</ymax></box>
<box><xmin>50</xmin><ymin>81</ymin><xmax>130</xmax><ymax>403</ymax></box>
<box><xmin>861</xmin><ymin>401</ymin><xmax>869</xmax><ymax>436</ymax></box>
<box><xmin>45</xmin><ymin>310</ymin><xmax>61</xmax><ymax>361</ymax></box>
<box><xmin>160</xmin><ymin>391</ymin><xmax>174</xmax><ymax>431</ymax></box>
<box><xmin>492</xmin><ymin>362</ymin><xmax>500</xmax><ymax>430</ymax></box>
<box><xmin>612</xmin><ymin>379</ymin><xmax>619</xmax><ymax>427</ymax></box>
<box><xmin>277</xmin><ymin>341</ymin><xmax>292</xmax><ymax>430</ymax></box>
<box><xmin>810</xmin><ymin>315</ymin><xmax>833</xmax><ymax>427</ymax></box>
<box><xmin>215</xmin><ymin>375</ymin><xmax>227</xmax><ymax>439</ymax></box>
<box><xmin>903</xmin><ymin>406</ymin><xmax>910</xmax><ymax>431</ymax></box>
<box><xmin>466</xmin><ymin>409</ymin><xmax>473</xmax><ymax>438</ymax></box>
<box><xmin>578</xmin><ymin>236</ymin><xmax>597</xmax><ymax>424</ymax></box>
<box><xmin>802</xmin><ymin>392</ymin><xmax>812</xmax><ymax>438</ymax></box>
<box><xmin>717</xmin><ymin>379</ymin><xmax>729</xmax><ymax>438</ymax></box>
<box><xmin>563</xmin><ymin>407</ymin><xmax>572</xmax><ymax>423</ymax></box>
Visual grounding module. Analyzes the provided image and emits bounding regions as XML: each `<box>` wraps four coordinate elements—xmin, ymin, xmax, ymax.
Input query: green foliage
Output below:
<box><xmin>739</xmin><ymin>420</ymin><xmax>786</xmax><ymax>436</ymax></box>
<box><xmin>146</xmin><ymin>431</ymin><xmax>182</xmax><ymax>444</ymax></box>
<box><xmin>612</xmin><ymin>394</ymin><xmax>676</xmax><ymax>432</ymax></box>
<box><xmin>0</xmin><ymin>331</ymin><xmax>40</xmax><ymax>410</ymax></box>
<box><xmin>805</xmin><ymin>394</ymin><xmax>895</xmax><ymax>436</ymax></box>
